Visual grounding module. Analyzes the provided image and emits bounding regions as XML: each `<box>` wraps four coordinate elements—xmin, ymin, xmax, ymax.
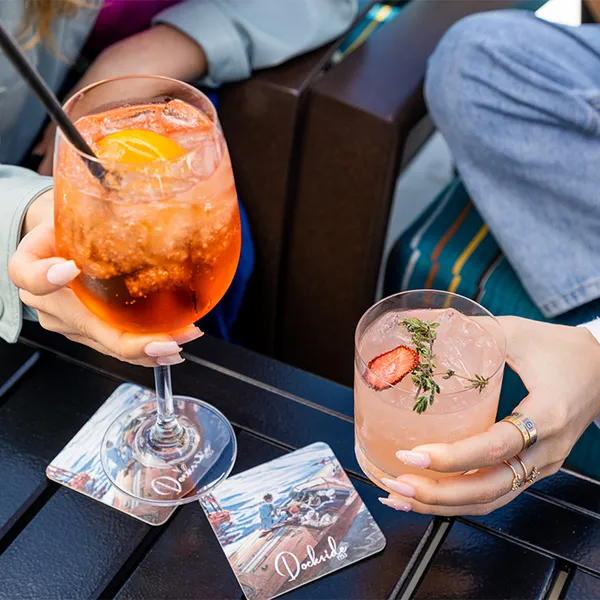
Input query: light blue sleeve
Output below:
<box><xmin>153</xmin><ymin>0</ymin><xmax>358</xmax><ymax>86</ymax></box>
<box><xmin>0</xmin><ymin>165</ymin><xmax>52</xmax><ymax>343</ymax></box>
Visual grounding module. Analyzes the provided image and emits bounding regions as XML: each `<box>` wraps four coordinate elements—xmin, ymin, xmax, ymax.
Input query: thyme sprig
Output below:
<box><xmin>400</xmin><ymin>317</ymin><xmax>490</xmax><ymax>414</ymax></box>
<box><xmin>401</xmin><ymin>317</ymin><xmax>440</xmax><ymax>414</ymax></box>
<box><xmin>442</xmin><ymin>370</ymin><xmax>489</xmax><ymax>393</ymax></box>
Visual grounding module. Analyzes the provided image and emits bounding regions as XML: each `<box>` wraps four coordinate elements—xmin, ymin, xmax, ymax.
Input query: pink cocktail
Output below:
<box><xmin>354</xmin><ymin>290</ymin><xmax>505</xmax><ymax>490</ymax></box>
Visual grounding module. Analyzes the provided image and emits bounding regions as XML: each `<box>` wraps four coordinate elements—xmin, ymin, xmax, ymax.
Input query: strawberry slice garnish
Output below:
<box><xmin>364</xmin><ymin>345</ymin><xmax>419</xmax><ymax>391</ymax></box>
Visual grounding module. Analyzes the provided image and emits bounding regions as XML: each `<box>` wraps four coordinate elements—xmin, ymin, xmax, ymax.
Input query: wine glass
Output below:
<box><xmin>54</xmin><ymin>75</ymin><xmax>240</xmax><ymax>504</ymax></box>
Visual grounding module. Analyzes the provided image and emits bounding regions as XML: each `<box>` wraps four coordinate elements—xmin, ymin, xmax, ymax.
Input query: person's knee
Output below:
<box><xmin>425</xmin><ymin>10</ymin><xmax>535</xmax><ymax>132</ymax></box>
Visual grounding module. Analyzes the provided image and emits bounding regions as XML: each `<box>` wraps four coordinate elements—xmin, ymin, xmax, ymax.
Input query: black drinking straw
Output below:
<box><xmin>0</xmin><ymin>21</ymin><xmax>107</xmax><ymax>182</ymax></box>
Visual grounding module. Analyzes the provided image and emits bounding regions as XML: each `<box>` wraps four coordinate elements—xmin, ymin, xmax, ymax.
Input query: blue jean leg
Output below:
<box><xmin>425</xmin><ymin>10</ymin><xmax>600</xmax><ymax>317</ymax></box>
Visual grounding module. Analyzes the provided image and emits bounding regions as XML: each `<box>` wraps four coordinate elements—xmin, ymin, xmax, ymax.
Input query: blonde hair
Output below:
<box><xmin>20</xmin><ymin>0</ymin><xmax>83</xmax><ymax>49</ymax></box>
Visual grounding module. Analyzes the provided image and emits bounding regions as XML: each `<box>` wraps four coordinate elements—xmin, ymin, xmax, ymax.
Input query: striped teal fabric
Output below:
<box><xmin>331</xmin><ymin>2</ymin><xmax>405</xmax><ymax>65</ymax></box>
<box><xmin>384</xmin><ymin>180</ymin><xmax>600</xmax><ymax>480</ymax></box>
<box><xmin>518</xmin><ymin>0</ymin><xmax>550</xmax><ymax>10</ymax></box>
<box><xmin>333</xmin><ymin>0</ymin><xmax>547</xmax><ymax>66</ymax></box>
<box><xmin>332</xmin><ymin>0</ymin><xmax>546</xmax><ymax>66</ymax></box>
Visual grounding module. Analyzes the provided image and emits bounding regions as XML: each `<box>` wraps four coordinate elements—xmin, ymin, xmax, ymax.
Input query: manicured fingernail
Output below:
<box><xmin>381</xmin><ymin>478</ymin><xmax>416</xmax><ymax>498</ymax></box>
<box><xmin>396</xmin><ymin>451</ymin><xmax>431</xmax><ymax>469</ymax></box>
<box><xmin>171</xmin><ymin>326</ymin><xmax>203</xmax><ymax>345</ymax></box>
<box><xmin>156</xmin><ymin>354</ymin><xmax>185</xmax><ymax>366</ymax></box>
<box><xmin>47</xmin><ymin>260</ymin><xmax>80</xmax><ymax>286</ymax></box>
<box><xmin>379</xmin><ymin>497</ymin><xmax>412</xmax><ymax>512</ymax></box>
<box><xmin>145</xmin><ymin>341</ymin><xmax>182</xmax><ymax>357</ymax></box>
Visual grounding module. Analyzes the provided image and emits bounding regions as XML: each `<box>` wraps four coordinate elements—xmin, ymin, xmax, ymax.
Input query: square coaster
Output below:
<box><xmin>200</xmin><ymin>441</ymin><xmax>386</xmax><ymax>600</ymax></box>
<box><xmin>47</xmin><ymin>383</ymin><xmax>175</xmax><ymax>526</ymax></box>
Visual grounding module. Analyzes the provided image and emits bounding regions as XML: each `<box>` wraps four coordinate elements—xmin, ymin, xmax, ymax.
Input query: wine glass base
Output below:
<box><xmin>101</xmin><ymin>395</ymin><xmax>236</xmax><ymax>506</ymax></box>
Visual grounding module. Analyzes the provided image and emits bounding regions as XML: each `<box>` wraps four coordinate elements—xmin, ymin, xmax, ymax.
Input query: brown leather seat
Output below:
<box><xmin>220</xmin><ymin>0</ymin><xmax>514</xmax><ymax>384</ymax></box>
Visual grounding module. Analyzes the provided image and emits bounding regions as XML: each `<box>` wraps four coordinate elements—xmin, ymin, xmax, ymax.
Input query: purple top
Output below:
<box><xmin>87</xmin><ymin>0</ymin><xmax>182</xmax><ymax>51</ymax></box>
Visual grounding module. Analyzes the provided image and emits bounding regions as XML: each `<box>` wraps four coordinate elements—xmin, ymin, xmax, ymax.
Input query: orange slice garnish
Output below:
<box><xmin>95</xmin><ymin>129</ymin><xmax>186</xmax><ymax>165</ymax></box>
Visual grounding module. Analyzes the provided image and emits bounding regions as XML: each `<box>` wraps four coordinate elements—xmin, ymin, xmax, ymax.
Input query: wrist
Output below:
<box><xmin>23</xmin><ymin>188</ymin><xmax>53</xmax><ymax>237</ymax></box>
<box><xmin>579</xmin><ymin>320</ymin><xmax>600</xmax><ymax>426</ymax></box>
<box><xmin>579</xmin><ymin>318</ymin><xmax>600</xmax><ymax>345</ymax></box>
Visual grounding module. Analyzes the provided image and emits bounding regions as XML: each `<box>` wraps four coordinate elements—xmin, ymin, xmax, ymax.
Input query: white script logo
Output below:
<box><xmin>274</xmin><ymin>537</ymin><xmax>349</xmax><ymax>582</ymax></box>
<box><xmin>151</xmin><ymin>444</ymin><xmax>214</xmax><ymax>495</ymax></box>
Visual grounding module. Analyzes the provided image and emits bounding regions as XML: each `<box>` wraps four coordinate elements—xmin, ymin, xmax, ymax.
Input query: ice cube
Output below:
<box><xmin>125</xmin><ymin>263</ymin><xmax>192</xmax><ymax>297</ymax></box>
<box><xmin>171</xmin><ymin>129</ymin><xmax>213</xmax><ymax>153</ymax></box>
<box><xmin>160</xmin><ymin>99</ymin><xmax>202</xmax><ymax>129</ymax></box>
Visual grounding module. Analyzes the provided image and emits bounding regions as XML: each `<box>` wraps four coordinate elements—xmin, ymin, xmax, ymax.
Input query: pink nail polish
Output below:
<box><xmin>171</xmin><ymin>326</ymin><xmax>204</xmax><ymax>345</ymax></box>
<box><xmin>381</xmin><ymin>478</ymin><xmax>416</xmax><ymax>498</ymax></box>
<box><xmin>396</xmin><ymin>451</ymin><xmax>431</xmax><ymax>469</ymax></box>
<box><xmin>378</xmin><ymin>497</ymin><xmax>412</xmax><ymax>512</ymax></box>
<box><xmin>156</xmin><ymin>354</ymin><xmax>185</xmax><ymax>366</ymax></box>
<box><xmin>47</xmin><ymin>260</ymin><xmax>80</xmax><ymax>286</ymax></box>
<box><xmin>145</xmin><ymin>341</ymin><xmax>182</xmax><ymax>357</ymax></box>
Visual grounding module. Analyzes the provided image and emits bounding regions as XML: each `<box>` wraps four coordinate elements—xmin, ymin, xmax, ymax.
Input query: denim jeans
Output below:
<box><xmin>425</xmin><ymin>10</ymin><xmax>600</xmax><ymax>318</ymax></box>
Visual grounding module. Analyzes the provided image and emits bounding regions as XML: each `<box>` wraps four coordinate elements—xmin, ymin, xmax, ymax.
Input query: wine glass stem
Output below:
<box><xmin>150</xmin><ymin>365</ymin><xmax>185</xmax><ymax>449</ymax></box>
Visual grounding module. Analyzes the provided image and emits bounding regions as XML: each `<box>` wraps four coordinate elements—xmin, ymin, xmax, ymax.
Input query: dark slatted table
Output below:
<box><xmin>1</xmin><ymin>321</ymin><xmax>599</xmax><ymax>599</ymax></box>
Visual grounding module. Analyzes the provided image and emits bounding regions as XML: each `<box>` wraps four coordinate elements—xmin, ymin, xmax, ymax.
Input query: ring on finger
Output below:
<box><xmin>501</xmin><ymin>413</ymin><xmax>538</xmax><ymax>451</ymax></box>
<box><xmin>503</xmin><ymin>460</ymin><xmax>523</xmax><ymax>491</ymax></box>
<box><xmin>515</xmin><ymin>454</ymin><xmax>540</xmax><ymax>484</ymax></box>
<box><xmin>513</xmin><ymin>413</ymin><xmax>538</xmax><ymax>447</ymax></box>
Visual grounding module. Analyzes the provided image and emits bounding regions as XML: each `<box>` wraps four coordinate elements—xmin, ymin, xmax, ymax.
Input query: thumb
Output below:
<box><xmin>17</xmin><ymin>257</ymin><xmax>81</xmax><ymax>296</ymax></box>
<box><xmin>9</xmin><ymin>223</ymin><xmax>81</xmax><ymax>295</ymax></box>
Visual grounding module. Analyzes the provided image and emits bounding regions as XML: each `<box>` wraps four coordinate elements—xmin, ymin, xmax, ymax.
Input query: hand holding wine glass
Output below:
<box><xmin>10</xmin><ymin>199</ymin><xmax>199</xmax><ymax>367</ymax></box>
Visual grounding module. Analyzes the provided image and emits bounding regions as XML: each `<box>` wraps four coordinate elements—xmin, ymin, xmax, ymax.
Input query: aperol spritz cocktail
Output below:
<box><xmin>55</xmin><ymin>97</ymin><xmax>240</xmax><ymax>334</ymax></box>
<box><xmin>55</xmin><ymin>76</ymin><xmax>240</xmax><ymax>505</ymax></box>
<box><xmin>354</xmin><ymin>291</ymin><xmax>505</xmax><ymax>490</ymax></box>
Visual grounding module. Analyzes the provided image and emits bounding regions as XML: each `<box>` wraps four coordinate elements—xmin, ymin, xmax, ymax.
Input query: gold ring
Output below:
<box><xmin>501</xmin><ymin>413</ymin><xmax>538</xmax><ymax>451</ymax></box>
<box><xmin>502</xmin><ymin>416</ymin><xmax>530</xmax><ymax>451</ymax></box>
<box><xmin>515</xmin><ymin>454</ymin><xmax>540</xmax><ymax>484</ymax></box>
<box><xmin>512</xmin><ymin>413</ymin><xmax>538</xmax><ymax>447</ymax></box>
<box><xmin>503</xmin><ymin>460</ymin><xmax>523</xmax><ymax>491</ymax></box>
<box><xmin>527</xmin><ymin>466</ymin><xmax>540</xmax><ymax>484</ymax></box>
<box><xmin>514</xmin><ymin>455</ymin><xmax>527</xmax><ymax>478</ymax></box>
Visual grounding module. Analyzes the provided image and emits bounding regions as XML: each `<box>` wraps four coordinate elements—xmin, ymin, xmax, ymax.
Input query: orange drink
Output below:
<box><xmin>55</xmin><ymin>98</ymin><xmax>240</xmax><ymax>333</ymax></box>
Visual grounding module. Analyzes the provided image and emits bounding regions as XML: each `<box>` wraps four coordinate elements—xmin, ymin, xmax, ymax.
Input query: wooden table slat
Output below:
<box><xmin>0</xmin><ymin>343</ymin><xmax>38</xmax><ymax>407</ymax></box>
<box><xmin>0</xmin><ymin>488</ymin><xmax>150</xmax><ymax>600</ymax></box>
<box><xmin>563</xmin><ymin>569</ymin><xmax>600</xmax><ymax>599</ymax></box>
<box><xmin>21</xmin><ymin>322</ymin><xmax>355</xmax><ymax>419</ymax></box>
<box><xmin>532</xmin><ymin>470</ymin><xmax>600</xmax><ymax>517</ymax></box>
<box><xmin>414</xmin><ymin>522</ymin><xmax>556</xmax><ymax>600</ymax></box>
<box><xmin>0</xmin><ymin>354</ymin><xmax>118</xmax><ymax>541</ymax></box>
<box><xmin>466</xmin><ymin>491</ymin><xmax>600</xmax><ymax>575</ymax></box>
<box><xmin>184</xmin><ymin>335</ymin><xmax>354</xmax><ymax>419</ymax></box>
